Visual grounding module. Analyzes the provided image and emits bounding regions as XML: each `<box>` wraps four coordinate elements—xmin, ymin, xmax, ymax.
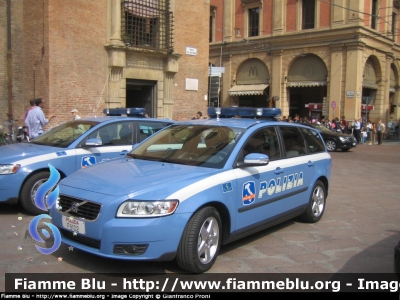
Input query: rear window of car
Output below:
<box><xmin>299</xmin><ymin>127</ymin><xmax>326</xmax><ymax>153</ymax></box>
<box><xmin>138</xmin><ymin>121</ymin><xmax>170</xmax><ymax>142</ymax></box>
<box><xmin>279</xmin><ymin>126</ymin><xmax>307</xmax><ymax>158</ymax></box>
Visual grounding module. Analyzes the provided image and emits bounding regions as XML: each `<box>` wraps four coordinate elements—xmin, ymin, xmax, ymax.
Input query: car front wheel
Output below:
<box><xmin>176</xmin><ymin>206</ymin><xmax>221</xmax><ymax>273</ymax></box>
<box><xmin>300</xmin><ymin>180</ymin><xmax>326</xmax><ymax>223</ymax></box>
<box><xmin>20</xmin><ymin>172</ymin><xmax>50</xmax><ymax>215</ymax></box>
<box><xmin>325</xmin><ymin>140</ymin><xmax>337</xmax><ymax>152</ymax></box>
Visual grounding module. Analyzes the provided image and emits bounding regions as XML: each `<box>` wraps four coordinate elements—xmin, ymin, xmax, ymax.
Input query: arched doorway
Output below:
<box><xmin>287</xmin><ymin>55</ymin><xmax>328</xmax><ymax>120</ymax></box>
<box><xmin>361</xmin><ymin>58</ymin><xmax>379</xmax><ymax>122</ymax></box>
<box><xmin>228</xmin><ymin>58</ymin><xmax>270</xmax><ymax>107</ymax></box>
<box><xmin>389</xmin><ymin>64</ymin><xmax>398</xmax><ymax>116</ymax></box>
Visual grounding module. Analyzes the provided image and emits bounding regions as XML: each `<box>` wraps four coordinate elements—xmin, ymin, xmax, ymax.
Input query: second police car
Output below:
<box><xmin>0</xmin><ymin>108</ymin><xmax>173</xmax><ymax>214</ymax></box>
<box><xmin>50</xmin><ymin>107</ymin><xmax>332</xmax><ymax>273</ymax></box>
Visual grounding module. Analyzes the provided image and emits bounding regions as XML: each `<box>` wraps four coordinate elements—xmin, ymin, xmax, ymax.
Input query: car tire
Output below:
<box><xmin>176</xmin><ymin>206</ymin><xmax>221</xmax><ymax>273</ymax></box>
<box><xmin>325</xmin><ymin>140</ymin><xmax>337</xmax><ymax>152</ymax></box>
<box><xmin>300</xmin><ymin>180</ymin><xmax>326</xmax><ymax>223</ymax></box>
<box><xmin>341</xmin><ymin>148</ymin><xmax>350</xmax><ymax>152</ymax></box>
<box><xmin>20</xmin><ymin>172</ymin><xmax>50</xmax><ymax>215</ymax></box>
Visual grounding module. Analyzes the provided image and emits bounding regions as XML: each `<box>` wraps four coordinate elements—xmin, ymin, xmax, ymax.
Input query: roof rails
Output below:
<box><xmin>103</xmin><ymin>108</ymin><xmax>146</xmax><ymax>117</ymax></box>
<box><xmin>207</xmin><ymin>107</ymin><xmax>281</xmax><ymax>120</ymax></box>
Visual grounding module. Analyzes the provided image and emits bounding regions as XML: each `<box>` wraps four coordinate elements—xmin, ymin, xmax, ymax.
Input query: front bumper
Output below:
<box><xmin>51</xmin><ymin>209</ymin><xmax>191</xmax><ymax>261</ymax></box>
<box><xmin>338</xmin><ymin>139</ymin><xmax>357</xmax><ymax>149</ymax></box>
<box><xmin>0</xmin><ymin>172</ymin><xmax>26</xmax><ymax>204</ymax></box>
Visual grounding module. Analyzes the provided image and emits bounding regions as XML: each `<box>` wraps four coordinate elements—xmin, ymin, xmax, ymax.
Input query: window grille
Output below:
<box><xmin>122</xmin><ymin>0</ymin><xmax>174</xmax><ymax>53</ymax></box>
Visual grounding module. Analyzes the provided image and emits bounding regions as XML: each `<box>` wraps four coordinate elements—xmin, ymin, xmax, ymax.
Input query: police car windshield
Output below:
<box><xmin>129</xmin><ymin>125</ymin><xmax>244</xmax><ymax>168</ymax></box>
<box><xmin>31</xmin><ymin>120</ymin><xmax>98</xmax><ymax>148</ymax></box>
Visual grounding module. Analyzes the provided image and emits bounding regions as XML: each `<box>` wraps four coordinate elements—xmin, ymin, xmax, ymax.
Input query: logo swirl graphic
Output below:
<box><xmin>29</xmin><ymin>214</ymin><xmax>62</xmax><ymax>254</ymax></box>
<box><xmin>28</xmin><ymin>164</ymin><xmax>62</xmax><ymax>255</ymax></box>
<box><xmin>35</xmin><ymin>164</ymin><xmax>60</xmax><ymax>211</ymax></box>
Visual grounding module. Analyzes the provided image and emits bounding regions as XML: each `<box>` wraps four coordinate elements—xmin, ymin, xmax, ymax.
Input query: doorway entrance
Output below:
<box><xmin>126</xmin><ymin>79</ymin><xmax>157</xmax><ymax>117</ymax></box>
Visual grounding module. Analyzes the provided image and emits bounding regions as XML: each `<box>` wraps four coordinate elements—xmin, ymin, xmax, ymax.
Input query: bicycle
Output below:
<box><xmin>0</xmin><ymin>132</ymin><xmax>8</xmax><ymax>145</ymax></box>
<box><xmin>16</xmin><ymin>125</ymin><xmax>30</xmax><ymax>142</ymax></box>
<box><xmin>2</xmin><ymin>119</ymin><xmax>18</xmax><ymax>144</ymax></box>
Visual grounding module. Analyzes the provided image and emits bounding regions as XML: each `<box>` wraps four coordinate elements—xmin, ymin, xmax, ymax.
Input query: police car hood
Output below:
<box><xmin>60</xmin><ymin>158</ymin><xmax>221</xmax><ymax>198</ymax></box>
<box><xmin>0</xmin><ymin>143</ymin><xmax>64</xmax><ymax>163</ymax></box>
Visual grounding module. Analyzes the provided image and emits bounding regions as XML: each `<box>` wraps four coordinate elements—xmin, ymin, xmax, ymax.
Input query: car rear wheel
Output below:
<box><xmin>300</xmin><ymin>180</ymin><xmax>326</xmax><ymax>223</ymax></box>
<box><xmin>325</xmin><ymin>140</ymin><xmax>337</xmax><ymax>152</ymax></box>
<box><xmin>176</xmin><ymin>206</ymin><xmax>221</xmax><ymax>273</ymax></box>
<box><xmin>20</xmin><ymin>172</ymin><xmax>50</xmax><ymax>215</ymax></box>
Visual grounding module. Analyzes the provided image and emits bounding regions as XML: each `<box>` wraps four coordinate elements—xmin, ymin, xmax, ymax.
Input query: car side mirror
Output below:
<box><xmin>83</xmin><ymin>138</ymin><xmax>102</xmax><ymax>147</ymax></box>
<box><xmin>237</xmin><ymin>153</ymin><xmax>269</xmax><ymax>167</ymax></box>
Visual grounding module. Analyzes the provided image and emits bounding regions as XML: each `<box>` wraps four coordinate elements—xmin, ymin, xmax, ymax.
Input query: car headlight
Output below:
<box><xmin>0</xmin><ymin>164</ymin><xmax>21</xmax><ymax>174</ymax></box>
<box><xmin>117</xmin><ymin>200</ymin><xmax>179</xmax><ymax>217</ymax></box>
<box><xmin>339</xmin><ymin>137</ymin><xmax>346</xmax><ymax>142</ymax></box>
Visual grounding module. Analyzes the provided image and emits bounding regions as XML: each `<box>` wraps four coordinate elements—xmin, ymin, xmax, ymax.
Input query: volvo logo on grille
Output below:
<box><xmin>71</xmin><ymin>202</ymin><xmax>81</xmax><ymax>213</ymax></box>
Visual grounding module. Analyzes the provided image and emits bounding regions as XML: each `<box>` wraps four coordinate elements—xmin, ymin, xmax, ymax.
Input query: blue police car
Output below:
<box><xmin>50</xmin><ymin>107</ymin><xmax>332</xmax><ymax>273</ymax></box>
<box><xmin>0</xmin><ymin>108</ymin><xmax>173</xmax><ymax>215</ymax></box>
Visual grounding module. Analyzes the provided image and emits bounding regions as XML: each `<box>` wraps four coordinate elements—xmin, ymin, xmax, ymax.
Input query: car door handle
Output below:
<box><xmin>307</xmin><ymin>161</ymin><xmax>314</xmax><ymax>167</ymax></box>
<box><xmin>274</xmin><ymin>168</ymin><xmax>284</xmax><ymax>175</ymax></box>
<box><xmin>120</xmin><ymin>150</ymin><xmax>128</xmax><ymax>155</ymax></box>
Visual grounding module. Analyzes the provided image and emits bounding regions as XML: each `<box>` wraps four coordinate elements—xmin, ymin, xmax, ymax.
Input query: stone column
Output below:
<box><xmin>223</xmin><ymin>0</ymin><xmax>234</xmax><ymax>42</ymax></box>
<box><xmin>329</xmin><ymin>44</ymin><xmax>344</xmax><ymax>121</ymax></box>
<box><xmin>109</xmin><ymin>0</ymin><xmax>124</xmax><ymax>46</ymax></box>
<box><xmin>348</xmin><ymin>0</ymin><xmax>363</xmax><ymax>25</ymax></box>
<box><xmin>331</xmin><ymin>0</ymin><xmax>345</xmax><ymax>27</ymax></box>
<box><xmin>163</xmin><ymin>54</ymin><xmax>181</xmax><ymax>119</ymax></box>
<box><xmin>384</xmin><ymin>54</ymin><xmax>394</xmax><ymax>124</ymax></box>
<box><xmin>106</xmin><ymin>0</ymin><xmax>126</xmax><ymax>108</ymax></box>
<box><xmin>271</xmin><ymin>49</ymin><xmax>283</xmax><ymax>111</ymax></box>
<box><xmin>272</xmin><ymin>0</ymin><xmax>284</xmax><ymax>35</ymax></box>
<box><xmin>344</xmin><ymin>42</ymin><xmax>365</xmax><ymax>119</ymax></box>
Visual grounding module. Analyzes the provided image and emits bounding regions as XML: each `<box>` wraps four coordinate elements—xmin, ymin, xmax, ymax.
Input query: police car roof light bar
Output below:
<box><xmin>103</xmin><ymin>108</ymin><xmax>146</xmax><ymax>117</ymax></box>
<box><xmin>207</xmin><ymin>107</ymin><xmax>281</xmax><ymax>119</ymax></box>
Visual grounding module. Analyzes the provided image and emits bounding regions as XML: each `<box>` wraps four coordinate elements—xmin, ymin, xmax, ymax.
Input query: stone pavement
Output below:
<box><xmin>0</xmin><ymin>141</ymin><xmax>400</xmax><ymax>291</ymax></box>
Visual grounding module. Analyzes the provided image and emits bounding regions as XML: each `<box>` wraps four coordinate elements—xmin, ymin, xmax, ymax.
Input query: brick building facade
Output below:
<box><xmin>0</xmin><ymin>0</ymin><xmax>210</xmax><ymax>132</ymax></box>
<box><xmin>209</xmin><ymin>0</ymin><xmax>400</xmax><ymax>125</ymax></box>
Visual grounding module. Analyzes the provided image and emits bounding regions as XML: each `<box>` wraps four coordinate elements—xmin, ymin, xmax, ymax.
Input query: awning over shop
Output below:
<box><xmin>288</xmin><ymin>81</ymin><xmax>327</xmax><ymax>88</ymax></box>
<box><xmin>361</xmin><ymin>104</ymin><xmax>374</xmax><ymax>111</ymax></box>
<box><xmin>362</xmin><ymin>82</ymin><xmax>378</xmax><ymax>89</ymax></box>
<box><xmin>305</xmin><ymin>103</ymin><xmax>323</xmax><ymax>110</ymax></box>
<box><xmin>228</xmin><ymin>84</ymin><xmax>269</xmax><ymax>96</ymax></box>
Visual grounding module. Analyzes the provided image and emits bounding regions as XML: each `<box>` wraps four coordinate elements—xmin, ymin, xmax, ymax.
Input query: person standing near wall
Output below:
<box><xmin>24</xmin><ymin>99</ymin><xmax>36</xmax><ymax>121</ymax></box>
<box><xmin>366</xmin><ymin>120</ymin><xmax>373</xmax><ymax>145</ymax></box>
<box><xmin>71</xmin><ymin>108</ymin><xmax>81</xmax><ymax>120</ymax></box>
<box><xmin>192</xmin><ymin>111</ymin><xmax>203</xmax><ymax>120</ymax></box>
<box><xmin>23</xmin><ymin>99</ymin><xmax>36</xmax><ymax>138</ymax></box>
<box><xmin>25</xmin><ymin>98</ymin><xmax>56</xmax><ymax>139</ymax></box>
<box><xmin>353</xmin><ymin>118</ymin><xmax>361</xmax><ymax>144</ymax></box>
<box><xmin>377</xmin><ymin>120</ymin><xmax>385</xmax><ymax>145</ymax></box>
